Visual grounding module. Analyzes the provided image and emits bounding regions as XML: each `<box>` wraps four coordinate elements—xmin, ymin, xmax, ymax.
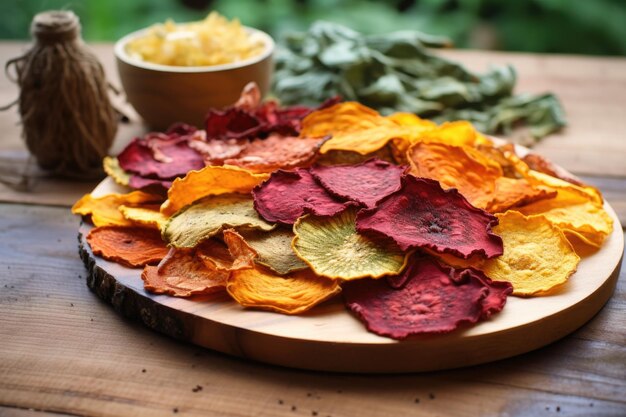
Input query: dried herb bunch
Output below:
<box><xmin>5</xmin><ymin>11</ymin><xmax>117</xmax><ymax>178</ymax></box>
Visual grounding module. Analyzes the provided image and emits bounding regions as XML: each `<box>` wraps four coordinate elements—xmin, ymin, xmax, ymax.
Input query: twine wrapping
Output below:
<box><xmin>3</xmin><ymin>11</ymin><xmax>117</xmax><ymax>179</ymax></box>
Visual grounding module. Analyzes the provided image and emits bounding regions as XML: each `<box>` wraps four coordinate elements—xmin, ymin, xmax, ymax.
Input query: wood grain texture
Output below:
<box><xmin>1</xmin><ymin>205</ymin><xmax>625</xmax><ymax>416</ymax></box>
<box><xmin>76</xmin><ymin>204</ymin><xmax>624</xmax><ymax>373</ymax></box>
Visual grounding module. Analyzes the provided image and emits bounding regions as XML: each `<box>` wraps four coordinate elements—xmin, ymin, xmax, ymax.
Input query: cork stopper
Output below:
<box><xmin>31</xmin><ymin>11</ymin><xmax>80</xmax><ymax>43</ymax></box>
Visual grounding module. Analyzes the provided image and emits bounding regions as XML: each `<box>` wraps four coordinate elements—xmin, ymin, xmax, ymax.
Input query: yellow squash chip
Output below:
<box><xmin>390</xmin><ymin>120</ymin><xmax>489</xmax><ymax>165</ymax></box>
<box><xmin>525</xmin><ymin>170</ymin><xmax>602</xmax><ymax>205</ymax></box>
<box><xmin>407</xmin><ymin>141</ymin><xmax>502</xmax><ymax>209</ymax></box>
<box><xmin>386</xmin><ymin>112</ymin><xmax>438</xmax><ymax>129</ymax></box>
<box><xmin>487</xmin><ymin>177</ymin><xmax>557</xmax><ymax>213</ymax></box>
<box><xmin>72</xmin><ymin>191</ymin><xmax>163</xmax><ymax>227</ymax></box>
<box><xmin>239</xmin><ymin>227</ymin><xmax>308</xmax><ymax>275</ymax></box>
<box><xmin>163</xmin><ymin>194</ymin><xmax>275</xmax><ymax>248</ymax></box>
<box><xmin>119</xmin><ymin>204</ymin><xmax>168</xmax><ymax>230</ymax></box>
<box><xmin>227</xmin><ymin>266</ymin><xmax>341</xmax><ymax>315</ymax></box>
<box><xmin>103</xmin><ymin>156</ymin><xmax>130</xmax><ymax>187</ymax></box>
<box><xmin>161</xmin><ymin>165</ymin><xmax>269</xmax><ymax>216</ymax></box>
<box><xmin>419</xmin><ymin>121</ymin><xmax>481</xmax><ymax>146</ymax></box>
<box><xmin>292</xmin><ymin>207</ymin><xmax>409</xmax><ymax>280</ymax></box>
<box><xmin>301</xmin><ymin>102</ymin><xmax>403</xmax><ymax>155</ymax></box>
<box><xmin>480</xmin><ymin>211</ymin><xmax>580</xmax><ymax>296</ymax></box>
<box><xmin>516</xmin><ymin>188</ymin><xmax>613</xmax><ymax>249</ymax></box>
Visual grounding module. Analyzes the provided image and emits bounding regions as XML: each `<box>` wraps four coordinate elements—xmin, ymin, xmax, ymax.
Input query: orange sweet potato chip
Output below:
<box><xmin>227</xmin><ymin>266</ymin><xmax>341</xmax><ymax>315</ymax></box>
<box><xmin>161</xmin><ymin>165</ymin><xmax>269</xmax><ymax>216</ymax></box>
<box><xmin>142</xmin><ymin>248</ymin><xmax>229</xmax><ymax>297</ymax></box>
<box><xmin>72</xmin><ymin>191</ymin><xmax>164</xmax><ymax>227</ymax></box>
<box><xmin>407</xmin><ymin>142</ymin><xmax>502</xmax><ymax>209</ymax></box>
<box><xmin>87</xmin><ymin>226</ymin><xmax>169</xmax><ymax>268</ymax></box>
<box><xmin>475</xmin><ymin>143</ymin><xmax>527</xmax><ymax>179</ymax></box>
<box><xmin>486</xmin><ymin>177</ymin><xmax>557</xmax><ymax>213</ymax></box>
<box><xmin>522</xmin><ymin>152</ymin><xmax>585</xmax><ymax>186</ymax></box>
<box><xmin>196</xmin><ymin>229</ymin><xmax>258</xmax><ymax>271</ymax></box>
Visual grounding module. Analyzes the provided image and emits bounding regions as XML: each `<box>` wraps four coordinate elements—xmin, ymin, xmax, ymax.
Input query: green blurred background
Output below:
<box><xmin>1</xmin><ymin>0</ymin><xmax>625</xmax><ymax>55</ymax></box>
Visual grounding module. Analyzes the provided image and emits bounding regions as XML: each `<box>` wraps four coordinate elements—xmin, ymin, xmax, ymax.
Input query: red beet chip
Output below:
<box><xmin>356</xmin><ymin>175</ymin><xmax>503</xmax><ymax>259</ymax></box>
<box><xmin>343</xmin><ymin>257</ymin><xmax>489</xmax><ymax>339</ymax></box>
<box><xmin>204</xmin><ymin>86</ymin><xmax>342</xmax><ymax>140</ymax></box>
<box><xmin>310</xmin><ymin>159</ymin><xmax>406</xmax><ymax>208</ymax></box>
<box><xmin>128</xmin><ymin>175</ymin><xmax>173</xmax><ymax>190</ymax></box>
<box><xmin>118</xmin><ymin>130</ymin><xmax>205</xmax><ymax>179</ymax></box>
<box><xmin>388</xmin><ymin>258</ymin><xmax>512</xmax><ymax>320</ymax></box>
<box><xmin>205</xmin><ymin>108</ymin><xmax>264</xmax><ymax>140</ymax></box>
<box><xmin>253</xmin><ymin>168</ymin><xmax>349</xmax><ymax>224</ymax></box>
<box><xmin>453</xmin><ymin>268</ymin><xmax>513</xmax><ymax>319</ymax></box>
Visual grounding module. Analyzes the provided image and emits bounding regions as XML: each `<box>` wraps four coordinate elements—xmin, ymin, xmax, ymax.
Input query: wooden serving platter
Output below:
<box><xmin>78</xmin><ymin>178</ymin><xmax>624</xmax><ymax>373</ymax></box>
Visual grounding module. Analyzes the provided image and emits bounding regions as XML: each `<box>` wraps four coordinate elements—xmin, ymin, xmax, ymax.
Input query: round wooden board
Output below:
<box><xmin>80</xmin><ymin>178</ymin><xmax>623</xmax><ymax>373</ymax></box>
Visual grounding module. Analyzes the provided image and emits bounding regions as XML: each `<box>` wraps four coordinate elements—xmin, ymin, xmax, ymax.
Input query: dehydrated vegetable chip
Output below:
<box><xmin>315</xmin><ymin>146</ymin><xmax>396</xmax><ymax>166</ymax></box>
<box><xmin>227</xmin><ymin>266</ymin><xmax>341</xmax><ymax>315</ymax></box>
<box><xmin>163</xmin><ymin>193</ymin><xmax>275</xmax><ymax>248</ymax></box>
<box><xmin>161</xmin><ymin>165</ymin><xmax>269</xmax><ymax>215</ymax></box>
<box><xmin>119</xmin><ymin>204</ymin><xmax>168</xmax><ymax>230</ymax></box>
<box><xmin>343</xmin><ymin>257</ymin><xmax>489</xmax><ymax>339</ymax></box>
<box><xmin>223</xmin><ymin>229</ymin><xmax>258</xmax><ymax>270</ymax></box>
<box><xmin>486</xmin><ymin>177</ymin><xmax>557</xmax><ymax>213</ymax></box>
<box><xmin>142</xmin><ymin>248</ymin><xmax>228</xmax><ymax>297</ymax></box>
<box><xmin>195</xmin><ymin>229</ymin><xmax>257</xmax><ymax>271</ymax></box>
<box><xmin>356</xmin><ymin>176</ymin><xmax>503</xmax><ymax>259</ymax></box>
<box><xmin>418</xmin><ymin>121</ymin><xmax>481</xmax><ymax>147</ymax></box>
<box><xmin>72</xmin><ymin>191</ymin><xmax>163</xmax><ymax>227</ymax></box>
<box><xmin>292</xmin><ymin>207</ymin><xmax>409</xmax><ymax>280</ymax></box>
<box><xmin>516</xmin><ymin>189</ymin><xmax>613</xmax><ymax>248</ymax></box>
<box><xmin>223</xmin><ymin>133</ymin><xmax>328</xmax><ymax>173</ymax></box>
<box><xmin>452</xmin><ymin>268</ymin><xmax>513</xmax><ymax>319</ymax></box>
<box><xmin>300</xmin><ymin>102</ymin><xmax>402</xmax><ymax>155</ymax></box>
<box><xmin>87</xmin><ymin>226</ymin><xmax>169</xmax><ymax>268</ymax></box>
<box><xmin>253</xmin><ymin>168</ymin><xmax>349</xmax><ymax>224</ymax></box>
<box><xmin>117</xmin><ymin>130</ymin><xmax>205</xmax><ymax>179</ymax></box>
<box><xmin>309</xmin><ymin>159</ymin><xmax>406</xmax><ymax>208</ymax></box>
<box><xmin>239</xmin><ymin>227</ymin><xmax>308</xmax><ymax>275</ymax></box>
<box><xmin>479</xmin><ymin>211</ymin><xmax>580</xmax><ymax>296</ymax></box>
<box><xmin>407</xmin><ymin>142</ymin><xmax>502</xmax><ymax>209</ymax></box>
<box><xmin>103</xmin><ymin>156</ymin><xmax>130</xmax><ymax>187</ymax></box>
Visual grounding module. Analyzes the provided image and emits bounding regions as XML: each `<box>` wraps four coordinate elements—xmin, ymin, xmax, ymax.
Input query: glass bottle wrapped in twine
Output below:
<box><xmin>3</xmin><ymin>11</ymin><xmax>117</xmax><ymax>179</ymax></box>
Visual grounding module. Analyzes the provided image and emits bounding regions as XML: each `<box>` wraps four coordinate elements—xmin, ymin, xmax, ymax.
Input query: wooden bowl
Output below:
<box><xmin>114</xmin><ymin>27</ymin><xmax>274</xmax><ymax>130</ymax></box>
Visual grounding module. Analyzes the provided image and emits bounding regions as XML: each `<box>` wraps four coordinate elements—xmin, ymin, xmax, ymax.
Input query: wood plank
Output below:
<box><xmin>1</xmin><ymin>204</ymin><xmax>625</xmax><ymax>416</ymax></box>
<box><xmin>0</xmin><ymin>405</ymin><xmax>78</xmax><ymax>417</ymax></box>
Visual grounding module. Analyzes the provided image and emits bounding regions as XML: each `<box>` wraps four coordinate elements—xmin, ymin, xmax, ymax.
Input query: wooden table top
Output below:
<box><xmin>0</xmin><ymin>42</ymin><xmax>624</xmax><ymax>417</ymax></box>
